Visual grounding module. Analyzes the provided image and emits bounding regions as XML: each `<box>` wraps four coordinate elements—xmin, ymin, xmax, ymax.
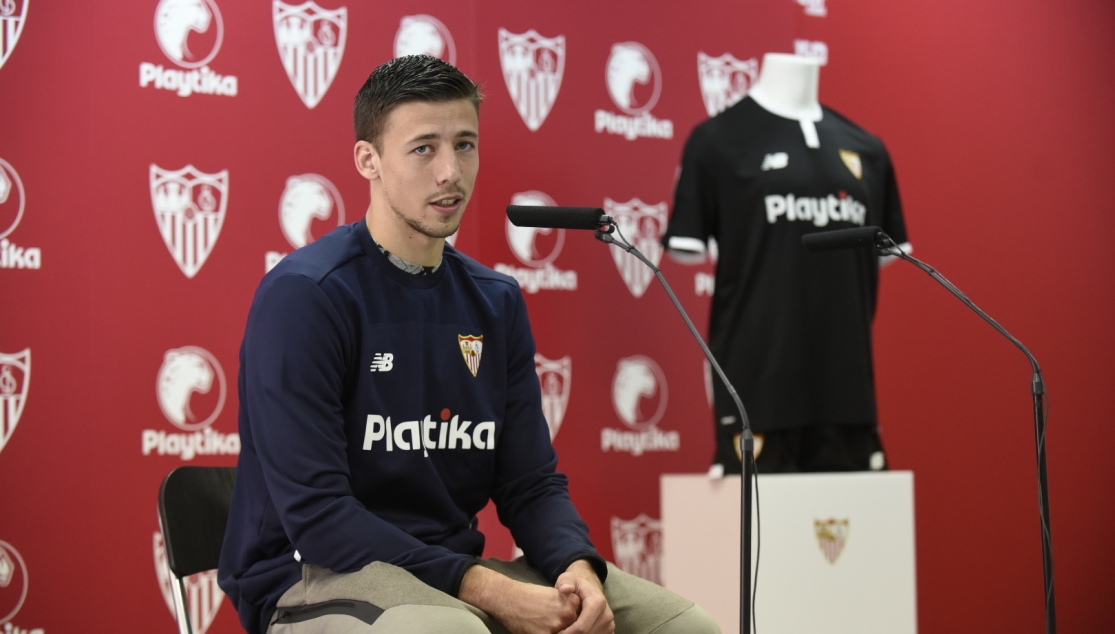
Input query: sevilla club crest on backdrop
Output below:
<box><xmin>697</xmin><ymin>52</ymin><xmax>757</xmax><ymax>117</ymax></box>
<box><xmin>499</xmin><ymin>28</ymin><xmax>565</xmax><ymax>132</ymax></box>
<box><xmin>394</xmin><ymin>14</ymin><xmax>455</xmax><ymax>64</ymax></box>
<box><xmin>150</xmin><ymin>164</ymin><xmax>228</xmax><ymax>278</ymax></box>
<box><xmin>535</xmin><ymin>353</ymin><xmax>571</xmax><ymax>440</ymax></box>
<box><xmin>603</xmin><ymin>198</ymin><xmax>667</xmax><ymax>297</ymax></box>
<box><xmin>0</xmin><ymin>349</ymin><xmax>29</xmax><ymax>456</ymax></box>
<box><xmin>273</xmin><ymin>0</ymin><xmax>348</xmax><ymax>109</ymax></box>
<box><xmin>154</xmin><ymin>526</ymin><xmax>224</xmax><ymax>634</ymax></box>
<box><xmin>610</xmin><ymin>514</ymin><xmax>663</xmax><ymax>584</ymax></box>
<box><xmin>794</xmin><ymin>38</ymin><xmax>828</xmax><ymax>66</ymax></box>
<box><xmin>0</xmin><ymin>0</ymin><xmax>28</xmax><ymax>72</ymax></box>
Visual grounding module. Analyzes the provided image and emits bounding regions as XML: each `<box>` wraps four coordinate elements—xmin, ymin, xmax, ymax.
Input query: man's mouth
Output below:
<box><xmin>429</xmin><ymin>191</ymin><xmax>466</xmax><ymax>212</ymax></box>
<box><xmin>432</xmin><ymin>197</ymin><xmax>461</xmax><ymax>208</ymax></box>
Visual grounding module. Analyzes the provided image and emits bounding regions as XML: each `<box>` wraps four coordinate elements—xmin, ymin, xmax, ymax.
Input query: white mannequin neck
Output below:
<box><xmin>748</xmin><ymin>53</ymin><xmax>822</xmax><ymax>122</ymax></box>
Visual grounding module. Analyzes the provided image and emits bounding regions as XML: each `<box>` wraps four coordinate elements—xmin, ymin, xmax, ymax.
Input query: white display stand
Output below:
<box><xmin>661</xmin><ymin>472</ymin><xmax>917</xmax><ymax>634</ymax></box>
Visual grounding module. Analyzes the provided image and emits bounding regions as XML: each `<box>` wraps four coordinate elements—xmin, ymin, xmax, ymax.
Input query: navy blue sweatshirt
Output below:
<box><xmin>218</xmin><ymin>220</ymin><xmax>604</xmax><ymax>634</ymax></box>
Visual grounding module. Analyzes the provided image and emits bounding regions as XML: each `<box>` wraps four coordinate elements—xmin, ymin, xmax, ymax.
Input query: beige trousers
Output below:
<box><xmin>268</xmin><ymin>558</ymin><xmax>721</xmax><ymax>634</ymax></box>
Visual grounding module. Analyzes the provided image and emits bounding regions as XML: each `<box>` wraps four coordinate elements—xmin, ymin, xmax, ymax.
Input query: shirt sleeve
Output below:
<box><xmin>663</xmin><ymin>124</ymin><xmax>718</xmax><ymax>254</ymax></box>
<box><xmin>242</xmin><ymin>273</ymin><xmax>477</xmax><ymax>596</ymax></box>
<box><xmin>488</xmin><ymin>290</ymin><xmax>608</xmax><ymax>584</ymax></box>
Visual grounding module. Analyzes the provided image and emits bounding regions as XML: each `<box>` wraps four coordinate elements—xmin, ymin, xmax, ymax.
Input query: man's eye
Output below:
<box><xmin>415</xmin><ymin>145</ymin><xmax>432</xmax><ymax>155</ymax></box>
<box><xmin>457</xmin><ymin>141</ymin><xmax>475</xmax><ymax>151</ymax></box>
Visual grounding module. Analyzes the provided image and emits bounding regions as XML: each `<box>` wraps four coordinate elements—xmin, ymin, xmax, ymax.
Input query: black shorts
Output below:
<box><xmin>716</xmin><ymin>423</ymin><xmax>887</xmax><ymax>474</ymax></box>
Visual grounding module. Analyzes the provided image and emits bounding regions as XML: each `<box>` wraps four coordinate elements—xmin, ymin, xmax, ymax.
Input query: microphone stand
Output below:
<box><xmin>872</xmin><ymin>232</ymin><xmax>1056</xmax><ymax>634</ymax></box>
<box><xmin>594</xmin><ymin>221</ymin><xmax>758</xmax><ymax>634</ymax></box>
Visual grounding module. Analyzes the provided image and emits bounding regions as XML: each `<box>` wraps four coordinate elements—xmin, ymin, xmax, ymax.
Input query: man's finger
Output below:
<box><xmin>558</xmin><ymin>579</ymin><xmax>611</xmax><ymax>634</ymax></box>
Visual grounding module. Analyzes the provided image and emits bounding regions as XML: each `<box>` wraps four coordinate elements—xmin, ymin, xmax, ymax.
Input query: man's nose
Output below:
<box><xmin>435</xmin><ymin>150</ymin><xmax>462</xmax><ymax>186</ymax></box>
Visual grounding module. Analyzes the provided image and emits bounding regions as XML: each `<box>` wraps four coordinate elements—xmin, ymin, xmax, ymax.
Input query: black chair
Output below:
<box><xmin>158</xmin><ymin>466</ymin><xmax>237</xmax><ymax>634</ymax></box>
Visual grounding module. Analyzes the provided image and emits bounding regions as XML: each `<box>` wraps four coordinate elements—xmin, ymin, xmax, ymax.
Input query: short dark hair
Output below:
<box><xmin>354</xmin><ymin>55</ymin><xmax>482</xmax><ymax>151</ymax></box>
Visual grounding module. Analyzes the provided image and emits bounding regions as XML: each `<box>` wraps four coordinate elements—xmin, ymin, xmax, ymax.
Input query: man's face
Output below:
<box><xmin>373</xmin><ymin>98</ymin><xmax>479</xmax><ymax>239</ymax></box>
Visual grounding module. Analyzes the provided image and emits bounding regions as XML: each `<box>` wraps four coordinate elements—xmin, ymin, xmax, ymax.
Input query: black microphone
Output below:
<box><xmin>507</xmin><ymin>205</ymin><xmax>608</xmax><ymax>230</ymax></box>
<box><xmin>801</xmin><ymin>226</ymin><xmax>882</xmax><ymax>252</ymax></box>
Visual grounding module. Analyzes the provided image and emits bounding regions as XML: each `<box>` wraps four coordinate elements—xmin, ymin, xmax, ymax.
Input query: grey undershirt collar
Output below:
<box><xmin>372</xmin><ymin>236</ymin><xmax>441</xmax><ymax>275</ymax></box>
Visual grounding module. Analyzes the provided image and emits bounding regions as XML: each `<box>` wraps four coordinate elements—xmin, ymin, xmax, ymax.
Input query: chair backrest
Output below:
<box><xmin>158</xmin><ymin>466</ymin><xmax>237</xmax><ymax>578</ymax></box>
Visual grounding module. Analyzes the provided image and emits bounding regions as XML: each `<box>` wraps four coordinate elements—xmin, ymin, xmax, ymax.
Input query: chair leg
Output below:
<box><xmin>171</xmin><ymin>574</ymin><xmax>194</xmax><ymax>634</ymax></box>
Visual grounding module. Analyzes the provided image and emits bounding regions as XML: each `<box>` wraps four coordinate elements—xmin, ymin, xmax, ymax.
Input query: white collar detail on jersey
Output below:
<box><xmin>749</xmin><ymin>53</ymin><xmax>824</xmax><ymax>148</ymax></box>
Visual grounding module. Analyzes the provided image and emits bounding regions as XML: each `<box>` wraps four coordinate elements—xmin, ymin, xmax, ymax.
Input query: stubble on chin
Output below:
<box><xmin>384</xmin><ymin>187</ymin><xmax>465</xmax><ymax>240</ymax></box>
<box><xmin>404</xmin><ymin>214</ymin><xmax>461</xmax><ymax>240</ymax></box>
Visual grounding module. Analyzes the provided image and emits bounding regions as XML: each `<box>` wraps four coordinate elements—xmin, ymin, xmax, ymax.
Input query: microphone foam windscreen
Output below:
<box><xmin>507</xmin><ymin>206</ymin><xmax>605</xmax><ymax>230</ymax></box>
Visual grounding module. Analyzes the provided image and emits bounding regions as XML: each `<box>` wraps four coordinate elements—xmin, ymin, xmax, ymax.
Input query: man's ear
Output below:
<box><xmin>354</xmin><ymin>140</ymin><xmax>380</xmax><ymax>181</ymax></box>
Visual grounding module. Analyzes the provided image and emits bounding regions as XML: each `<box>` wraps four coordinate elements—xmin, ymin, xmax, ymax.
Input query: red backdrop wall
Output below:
<box><xmin>0</xmin><ymin>0</ymin><xmax>1112</xmax><ymax>632</ymax></box>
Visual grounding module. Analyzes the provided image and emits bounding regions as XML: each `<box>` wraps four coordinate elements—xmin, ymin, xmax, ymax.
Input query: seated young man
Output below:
<box><xmin>218</xmin><ymin>55</ymin><xmax>720</xmax><ymax>634</ymax></box>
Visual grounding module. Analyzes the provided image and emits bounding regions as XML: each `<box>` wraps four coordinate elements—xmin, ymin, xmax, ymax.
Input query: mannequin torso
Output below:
<box><xmin>748</xmin><ymin>53</ymin><xmax>823</xmax><ymax>147</ymax></box>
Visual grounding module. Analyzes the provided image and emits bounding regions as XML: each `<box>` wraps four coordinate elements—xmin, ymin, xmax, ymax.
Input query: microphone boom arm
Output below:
<box><xmin>594</xmin><ymin>225</ymin><xmax>759</xmax><ymax>634</ymax></box>
<box><xmin>873</xmin><ymin>232</ymin><xmax>1057</xmax><ymax>634</ymax></box>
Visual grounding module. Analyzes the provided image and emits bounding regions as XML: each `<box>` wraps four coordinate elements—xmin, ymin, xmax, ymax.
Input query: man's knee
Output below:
<box><xmin>270</xmin><ymin>603</ymin><xmax>489</xmax><ymax>634</ymax></box>
<box><xmin>648</xmin><ymin>604</ymin><xmax>722</xmax><ymax>634</ymax></box>
<box><xmin>369</xmin><ymin>604</ymin><xmax>489</xmax><ymax>634</ymax></box>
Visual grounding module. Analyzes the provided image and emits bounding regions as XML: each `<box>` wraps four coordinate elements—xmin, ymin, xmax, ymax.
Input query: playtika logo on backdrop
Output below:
<box><xmin>140</xmin><ymin>0</ymin><xmax>238</xmax><ymax>97</ymax></box>
<box><xmin>0</xmin><ymin>158</ymin><xmax>41</xmax><ymax>270</ymax></box>
<box><xmin>265</xmin><ymin>173</ymin><xmax>346</xmax><ymax>272</ymax></box>
<box><xmin>494</xmin><ymin>191</ymin><xmax>577</xmax><ymax>293</ymax></box>
<box><xmin>602</xmin><ymin>355</ymin><xmax>679</xmax><ymax>455</ymax></box>
<box><xmin>596</xmin><ymin>42</ymin><xmax>673</xmax><ymax>140</ymax></box>
<box><xmin>395</xmin><ymin>14</ymin><xmax>455</xmax><ymax>64</ymax></box>
<box><xmin>142</xmin><ymin>346</ymin><xmax>239</xmax><ymax>461</ymax></box>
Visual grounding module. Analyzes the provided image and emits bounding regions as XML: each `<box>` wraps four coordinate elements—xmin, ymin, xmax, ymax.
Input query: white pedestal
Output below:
<box><xmin>661</xmin><ymin>472</ymin><xmax>917</xmax><ymax>634</ymax></box>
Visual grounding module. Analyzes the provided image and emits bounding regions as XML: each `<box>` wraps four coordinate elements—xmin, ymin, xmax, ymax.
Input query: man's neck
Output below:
<box><xmin>366</xmin><ymin>207</ymin><xmax>445</xmax><ymax>267</ymax></box>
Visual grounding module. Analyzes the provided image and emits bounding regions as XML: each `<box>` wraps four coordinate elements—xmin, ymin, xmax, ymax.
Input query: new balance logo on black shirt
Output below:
<box><xmin>369</xmin><ymin>353</ymin><xmax>394</xmax><ymax>372</ymax></box>
<box><xmin>761</xmin><ymin>152</ymin><xmax>789</xmax><ymax>170</ymax></box>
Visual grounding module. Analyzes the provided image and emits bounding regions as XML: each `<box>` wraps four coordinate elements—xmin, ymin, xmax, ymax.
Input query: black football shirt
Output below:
<box><xmin>664</xmin><ymin>97</ymin><xmax>907</xmax><ymax>436</ymax></box>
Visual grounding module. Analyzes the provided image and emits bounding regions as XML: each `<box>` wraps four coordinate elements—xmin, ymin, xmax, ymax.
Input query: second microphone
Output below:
<box><xmin>507</xmin><ymin>205</ymin><xmax>608</xmax><ymax>230</ymax></box>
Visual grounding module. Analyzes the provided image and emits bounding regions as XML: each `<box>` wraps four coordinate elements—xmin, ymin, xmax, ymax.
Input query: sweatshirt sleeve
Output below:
<box><xmin>488</xmin><ymin>290</ymin><xmax>607</xmax><ymax>584</ymax></box>
<box><xmin>243</xmin><ymin>273</ymin><xmax>477</xmax><ymax>595</ymax></box>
